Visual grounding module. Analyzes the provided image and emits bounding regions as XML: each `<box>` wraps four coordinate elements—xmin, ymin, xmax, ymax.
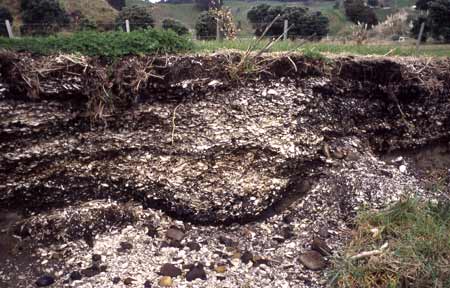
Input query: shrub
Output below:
<box><xmin>0</xmin><ymin>7</ymin><xmax>13</xmax><ymax>37</ymax></box>
<box><xmin>20</xmin><ymin>0</ymin><xmax>70</xmax><ymax>36</ymax></box>
<box><xmin>162</xmin><ymin>18</ymin><xmax>189</xmax><ymax>36</ymax></box>
<box><xmin>115</xmin><ymin>5</ymin><xmax>154</xmax><ymax>31</ymax></box>
<box><xmin>411</xmin><ymin>0</ymin><xmax>450</xmax><ymax>42</ymax></box>
<box><xmin>344</xmin><ymin>0</ymin><xmax>378</xmax><ymax>28</ymax></box>
<box><xmin>247</xmin><ymin>5</ymin><xmax>329</xmax><ymax>40</ymax></box>
<box><xmin>0</xmin><ymin>29</ymin><xmax>193</xmax><ymax>57</ymax></box>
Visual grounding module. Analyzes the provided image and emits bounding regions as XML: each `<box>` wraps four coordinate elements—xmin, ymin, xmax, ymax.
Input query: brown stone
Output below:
<box><xmin>299</xmin><ymin>250</ymin><xmax>326</xmax><ymax>271</ymax></box>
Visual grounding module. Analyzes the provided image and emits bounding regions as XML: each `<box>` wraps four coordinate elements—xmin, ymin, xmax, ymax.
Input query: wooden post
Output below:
<box><xmin>125</xmin><ymin>19</ymin><xmax>130</xmax><ymax>33</ymax></box>
<box><xmin>216</xmin><ymin>18</ymin><xmax>221</xmax><ymax>41</ymax></box>
<box><xmin>283</xmin><ymin>19</ymin><xmax>288</xmax><ymax>41</ymax></box>
<box><xmin>5</xmin><ymin>20</ymin><xmax>13</xmax><ymax>38</ymax></box>
<box><xmin>416</xmin><ymin>21</ymin><xmax>425</xmax><ymax>53</ymax></box>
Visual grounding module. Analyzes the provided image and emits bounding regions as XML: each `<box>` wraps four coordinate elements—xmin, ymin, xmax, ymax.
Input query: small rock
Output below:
<box><xmin>299</xmin><ymin>251</ymin><xmax>326</xmax><ymax>271</ymax></box>
<box><xmin>399</xmin><ymin>165</ymin><xmax>407</xmax><ymax>173</ymax></box>
<box><xmin>160</xmin><ymin>263</ymin><xmax>182</xmax><ymax>277</ymax></box>
<box><xmin>35</xmin><ymin>275</ymin><xmax>55</xmax><ymax>287</ymax></box>
<box><xmin>218</xmin><ymin>236</ymin><xmax>237</xmax><ymax>247</ymax></box>
<box><xmin>318</xmin><ymin>227</ymin><xmax>330</xmax><ymax>238</ymax></box>
<box><xmin>123</xmin><ymin>277</ymin><xmax>135</xmax><ymax>286</ymax></box>
<box><xmin>92</xmin><ymin>254</ymin><xmax>102</xmax><ymax>263</ymax></box>
<box><xmin>267</xmin><ymin>89</ymin><xmax>278</xmax><ymax>96</ymax></box>
<box><xmin>166</xmin><ymin>228</ymin><xmax>185</xmax><ymax>242</ymax></box>
<box><xmin>252</xmin><ymin>255</ymin><xmax>270</xmax><ymax>267</ymax></box>
<box><xmin>214</xmin><ymin>265</ymin><xmax>227</xmax><ymax>273</ymax></box>
<box><xmin>241</xmin><ymin>251</ymin><xmax>253</xmax><ymax>264</ymax></box>
<box><xmin>158</xmin><ymin>276</ymin><xmax>173</xmax><ymax>287</ymax></box>
<box><xmin>117</xmin><ymin>241</ymin><xmax>133</xmax><ymax>252</ymax></box>
<box><xmin>144</xmin><ymin>280</ymin><xmax>152</xmax><ymax>288</ymax></box>
<box><xmin>186</xmin><ymin>241</ymin><xmax>201</xmax><ymax>251</ymax></box>
<box><xmin>146</xmin><ymin>224</ymin><xmax>158</xmax><ymax>238</ymax></box>
<box><xmin>282</xmin><ymin>214</ymin><xmax>294</xmax><ymax>224</ymax></box>
<box><xmin>69</xmin><ymin>271</ymin><xmax>82</xmax><ymax>281</ymax></box>
<box><xmin>186</xmin><ymin>264</ymin><xmax>207</xmax><ymax>281</ymax></box>
<box><xmin>311</xmin><ymin>237</ymin><xmax>332</xmax><ymax>256</ymax></box>
<box><xmin>81</xmin><ymin>266</ymin><xmax>101</xmax><ymax>278</ymax></box>
<box><xmin>112</xmin><ymin>276</ymin><xmax>121</xmax><ymax>284</ymax></box>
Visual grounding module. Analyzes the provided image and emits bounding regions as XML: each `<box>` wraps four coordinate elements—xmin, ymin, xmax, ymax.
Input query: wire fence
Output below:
<box><xmin>0</xmin><ymin>19</ymin><xmax>329</xmax><ymax>41</ymax></box>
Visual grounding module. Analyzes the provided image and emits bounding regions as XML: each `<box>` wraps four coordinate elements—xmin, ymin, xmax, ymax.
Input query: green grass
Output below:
<box><xmin>0</xmin><ymin>29</ymin><xmax>193</xmax><ymax>57</ymax></box>
<box><xmin>330</xmin><ymin>198</ymin><xmax>450</xmax><ymax>288</ymax></box>
<box><xmin>194</xmin><ymin>39</ymin><xmax>450</xmax><ymax>57</ymax></box>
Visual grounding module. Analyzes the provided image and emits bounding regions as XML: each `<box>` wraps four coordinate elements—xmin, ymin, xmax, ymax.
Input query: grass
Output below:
<box><xmin>330</xmin><ymin>197</ymin><xmax>450</xmax><ymax>288</ymax></box>
<box><xmin>0</xmin><ymin>29</ymin><xmax>193</xmax><ymax>57</ymax></box>
<box><xmin>60</xmin><ymin>0</ymin><xmax>118</xmax><ymax>24</ymax></box>
<box><xmin>194</xmin><ymin>39</ymin><xmax>450</xmax><ymax>57</ymax></box>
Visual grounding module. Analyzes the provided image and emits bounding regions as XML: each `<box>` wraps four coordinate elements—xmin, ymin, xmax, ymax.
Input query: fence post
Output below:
<box><xmin>283</xmin><ymin>19</ymin><xmax>288</xmax><ymax>41</ymax></box>
<box><xmin>415</xmin><ymin>22</ymin><xmax>425</xmax><ymax>53</ymax></box>
<box><xmin>125</xmin><ymin>19</ymin><xmax>130</xmax><ymax>33</ymax></box>
<box><xmin>216</xmin><ymin>18</ymin><xmax>221</xmax><ymax>41</ymax></box>
<box><xmin>5</xmin><ymin>20</ymin><xmax>14</xmax><ymax>38</ymax></box>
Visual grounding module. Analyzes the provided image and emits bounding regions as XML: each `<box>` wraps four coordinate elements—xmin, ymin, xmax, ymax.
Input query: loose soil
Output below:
<box><xmin>0</xmin><ymin>53</ymin><xmax>449</xmax><ymax>288</ymax></box>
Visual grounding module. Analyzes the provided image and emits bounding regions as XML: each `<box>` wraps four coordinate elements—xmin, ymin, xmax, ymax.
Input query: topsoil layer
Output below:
<box><xmin>0</xmin><ymin>52</ymin><xmax>449</xmax><ymax>288</ymax></box>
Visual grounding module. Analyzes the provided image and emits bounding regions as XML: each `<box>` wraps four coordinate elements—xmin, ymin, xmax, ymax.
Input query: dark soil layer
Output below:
<box><xmin>0</xmin><ymin>53</ymin><xmax>449</xmax><ymax>287</ymax></box>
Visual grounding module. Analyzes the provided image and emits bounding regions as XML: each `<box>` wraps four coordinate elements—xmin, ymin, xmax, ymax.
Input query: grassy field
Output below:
<box><xmin>195</xmin><ymin>39</ymin><xmax>450</xmax><ymax>57</ymax></box>
<box><xmin>331</xmin><ymin>198</ymin><xmax>450</xmax><ymax>288</ymax></box>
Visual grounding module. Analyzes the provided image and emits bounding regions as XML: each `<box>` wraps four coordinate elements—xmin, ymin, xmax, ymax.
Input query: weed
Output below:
<box><xmin>0</xmin><ymin>29</ymin><xmax>193</xmax><ymax>57</ymax></box>
<box><xmin>330</xmin><ymin>197</ymin><xmax>450</xmax><ymax>288</ymax></box>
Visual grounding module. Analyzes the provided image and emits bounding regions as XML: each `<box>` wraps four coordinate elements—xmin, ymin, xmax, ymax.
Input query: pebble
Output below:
<box><xmin>186</xmin><ymin>264</ymin><xmax>207</xmax><ymax>281</ymax></box>
<box><xmin>311</xmin><ymin>237</ymin><xmax>332</xmax><ymax>256</ymax></box>
<box><xmin>160</xmin><ymin>263</ymin><xmax>182</xmax><ymax>277</ymax></box>
<box><xmin>299</xmin><ymin>251</ymin><xmax>326</xmax><ymax>271</ymax></box>
<box><xmin>159</xmin><ymin>276</ymin><xmax>173</xmax><ymax>287</ymax></box>
<box><xmin>117</xmin><ymin>241</ymin><xmax>133</xmax><ymax>252</ymax></box>
<box><xmin>186</xmin><ymin>241</ymin><xmax>201</xmax><ymax>251</ymax></box>
<box><xmin>146</xmin><ymin>224</ymin><xmax>158</xmax><ymax>238</ymax></box>
<box><xmin>166</xmin><ymin>228</ymin><xmax>185</xmax><ymax>242</ymax></box>
<box><xmin>69</xmin><ymin>271</ymin><xmax>82</xmax><ymax>281</ymax></box>
<box><xmin>123</xmin><ymin>277</ymin><xmax>135</xmax><ymax>286</ymax></box>
<box><xmin>35</xmin><ymin>275</ymin><xmax>55</xmax><ymax>287</ymax></box>
<box><xmin>112</xmin><ymin>276</ymin><xmax>121</xmax><ymax>284</ymax></box>
<box><xmin>399</xmin><ymin>165</ymin><xmax>407</xmax><ymax>173</ymax></box>
<box><xmin>241</xmin><ymin>251</ymin><xmax>253</xmax><ymax>264</ymax></box>
<box><xmin>318</xmin><ymin>226</ymin><xmax>330</xmax><ymax>238</ymax></box>
<box><xmin>214</xmin><ymin>265</ymin><xmax>227</xmax><ymax>273</ymax></box>
<box><xmin>144</xmin><ymin>280</ymin><xmax>152</xmax><ymax>288</ymax></box>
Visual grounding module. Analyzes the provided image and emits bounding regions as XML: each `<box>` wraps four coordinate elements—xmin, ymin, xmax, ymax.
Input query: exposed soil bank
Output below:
<box><xmin>0</xmin><ymin>53</ymin><xmax>449</xmax><ymax>287</ymax></box>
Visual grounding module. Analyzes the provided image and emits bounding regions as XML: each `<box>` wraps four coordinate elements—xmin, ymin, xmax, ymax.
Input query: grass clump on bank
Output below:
<box><xmin>331</xmin><ymin>197</ymin><xmax>450</xmax><ymax>288</ymax></box>
<box><xmin>0</xmin><ymin>29</ymin><xmax>193</xmax><ymax>57</ymax></box>
<box><xmin>195</xmin><ymin>39</ymin><xmax>450</xmax><ymax>57</ymax></box>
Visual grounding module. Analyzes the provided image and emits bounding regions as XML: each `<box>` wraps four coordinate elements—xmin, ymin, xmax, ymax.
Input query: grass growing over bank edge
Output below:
<box><xmin>0</xmin><ymin>30</ymin><xmax>193</xmax><ymax>57</ymax></box>
<box><xmin>331</xmin><ymin>198</ymin><xmax>450</xmax><ymax>288</ymax></box>
<box><xmin>195</xmin><ymin>39</ymin><xmax>450</xmax><ymax>57</ymax></box>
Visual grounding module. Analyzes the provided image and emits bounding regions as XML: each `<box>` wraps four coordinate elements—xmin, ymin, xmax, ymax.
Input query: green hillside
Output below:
<box><xmin>0</xmin><ymin>0</ymin><xmax>416</xmax><ymax>37</ymax></box>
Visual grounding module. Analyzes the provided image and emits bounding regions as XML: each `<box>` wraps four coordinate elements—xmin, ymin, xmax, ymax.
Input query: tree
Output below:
<box><xmin>195</xmin><ymin>11</ymin><xmax>216</xmax><ymax>39</ymax></box>
<box><xmin>162</xmin><ymin>18</ymin><xmax>189</xmax><ymax>35</ymax></box>
<box><xmin>368</xmin><ymin>0</ymin><xmax>379</xmax><ymax>7</ymax></box>
<box><xmin>411</xmin><ymin>0</ymin><xmax>450</xmax><ymax>42</ymax></box>
<box><xmin>195</xmin><ymin>0</ymin><xmax>222</xmax><ymax>11</ymax></box>
<box><xmin>427</xmin><ymin>0</ymin><xmax>450</xmax><ymax>41</ymax></box>
<box><xmin>106</xmin><ymin>0</ymin><xmax>126</xmax><ymax>11</ymax></box>
<box><xmin>20</xmin><ymin>0</ymin><xmax>70</xmax><ymax>35</ymax></box>
<box><xmin>115</xmin><ymin>6</ymin><xmax>154</xmax><ymax>30</ymax></box>
<box><xmin>0</xmin><ymin>7</ymin><xmax>12</xmax><ymax>37</ymax></box>
<box><xmin>247</xmin><ymin>5</ymin><xmax>329</xmax><ymax>39</ymax></box>
<box><xmin>344</xmin><ymin>0</ymin><xmax>378</xmax><ymax>28</ymax></box>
